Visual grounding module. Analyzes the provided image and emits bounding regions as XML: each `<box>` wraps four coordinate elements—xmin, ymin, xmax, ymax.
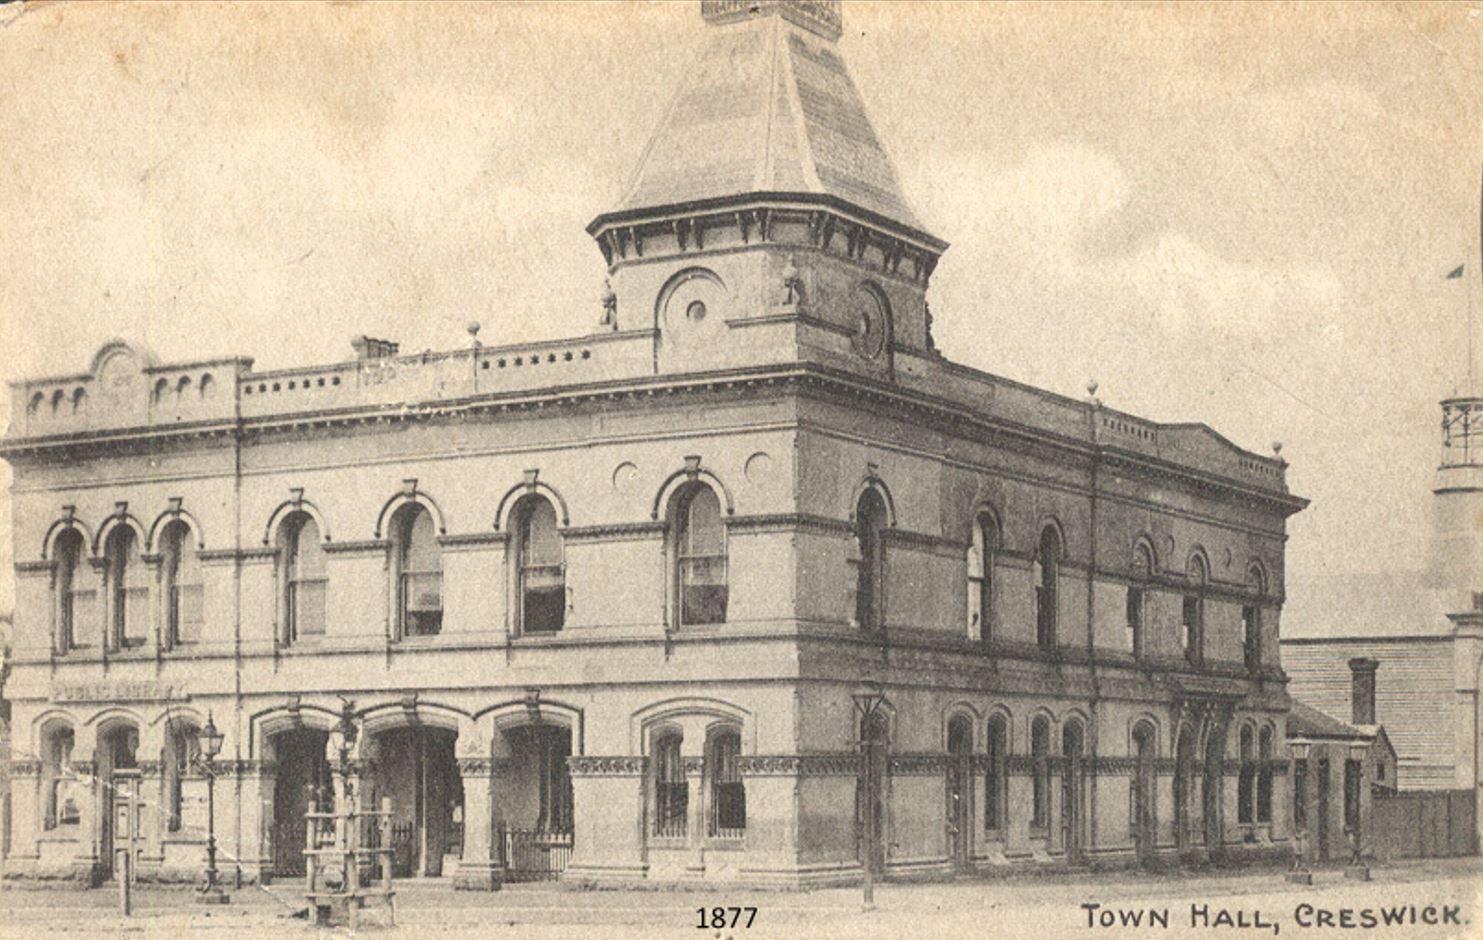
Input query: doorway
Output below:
<box><xmin>1202</xmin><ymin>730</ymin><xmax>1224</xmax><ymax>857</ymax></box>
<box><xmin>271</xmin><ymin>728</ymin><xmax>330</xmax><ymax>878</ymax></box>
<box><xmin>1132</xmin><ymin>722</ymin><xmax>1157</xmax><ymax>866</ymax></box>
<box><xmin>1061</xmin><ymin>721</ymin><xmax>1085</xmax><ymax>863</ymax></box>
<box><xmin>946</xmin><ymin>717</ymin><xmax>973</xmax><ymax>871</ymax></box>
<box><xmin>1174</xmin><ymin>725</ymin><xmax>1196</xmax><ymax>854</ymax></box>
<box><xmin>365</xmin><ymin>726</ymin><xmax>462</xmax><ymax>878</ymax></box>
<box><xmin>96</xmin><ymin>723</ymin><xmax>139</xmax><ymax>880</ymax></box>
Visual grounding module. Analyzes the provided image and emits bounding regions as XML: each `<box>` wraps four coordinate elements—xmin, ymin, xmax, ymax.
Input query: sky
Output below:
<box><xmin>0</xmin><ymin>1</ymin><xmax>1480</xmax><ymax>636</ymax></box>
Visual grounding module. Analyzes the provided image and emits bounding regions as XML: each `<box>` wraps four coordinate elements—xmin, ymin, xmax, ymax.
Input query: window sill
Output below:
<box><xmin>650</xmin><ymin>835</ymin><xmax>689</xmax><ymax>847</ymax></box>
<box><xmin>705</xmin><ymin>835</ymin><xmax>746</xmax><ymax>850</ymax></box>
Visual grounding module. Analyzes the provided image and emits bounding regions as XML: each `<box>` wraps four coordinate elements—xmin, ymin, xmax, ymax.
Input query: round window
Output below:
<box><xmin>686</xmin><ymin>300</ymin><xmax>707</xmax><ymax>322</ymax></box>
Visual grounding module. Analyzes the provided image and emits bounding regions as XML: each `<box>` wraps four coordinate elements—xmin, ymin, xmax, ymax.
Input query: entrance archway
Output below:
<box><xmin>1061</xmin><ymin>720</ymin><xmax>1085</xmax><ymax>863</ymax></box>
<box><xmin>1132</xmin><ymin>721</ymin><xmax>1157</xmax><ymax>866</ymax></box>
<box><xmin>946</xmin><ymin>716</ymin><xmax>973</xmax><ymax>870</ymax></box>
<box><xmin>1202</xmin><ymin>729</ymin><xmax>1224</xmax><ymax>857</ymax></box>
<box><xmin>1174</xmin><ymin>724</ymin><xmax>1196</xmax><ymax>855</ymax></box>
<box><xmin>269</xmin><ymin>727</ymin><xmax>330</xmax><ymax>878</ymax></box>
<box><xmin>364</xmin><ymin>726</ymin><xmax>462</xmax><ymax>878</ymax></box>
<box><xmin>96</xmin><ymin>722</ymin><xmax>140</xmax><ymax>880</ymax></box>
<box><xmin>496</xmin><ymin>723</ymin><xmax>574</xmax><ymax>881</ymax></box>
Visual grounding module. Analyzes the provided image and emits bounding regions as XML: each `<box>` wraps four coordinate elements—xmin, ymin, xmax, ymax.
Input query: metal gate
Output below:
<box><xmin>499</xmin><ymin>826</ymin><xmax>573</xmax><ymax>882</ymax></box>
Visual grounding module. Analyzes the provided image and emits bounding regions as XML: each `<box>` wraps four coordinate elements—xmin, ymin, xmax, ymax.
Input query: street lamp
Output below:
<box><xmin>1287</xmin><ymin>740</ymin><xmax>1312</xmax><ymax>886</ymax></box>
<box><xmin>853</xmin><ymin>686</ymin><xmax>888</xmax><ymax>912</ymax></box>
<box><xmin>196</xmin><ymin>712</ymin><xmax>229</xmax><ymax>905</ymax></box>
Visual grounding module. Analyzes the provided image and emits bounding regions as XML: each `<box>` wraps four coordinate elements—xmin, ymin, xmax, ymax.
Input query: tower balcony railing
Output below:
<box><xmin>1441</xmin><ymin>396</ymin><xmax>1483</xmax><ymax>467</ymax></box>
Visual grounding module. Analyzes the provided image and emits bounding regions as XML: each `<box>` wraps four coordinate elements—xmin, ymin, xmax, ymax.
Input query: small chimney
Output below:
<box><xmin>351</xmin><ymin>335</ymin><xmax>399</xmax><ymax>361</ymax></box>
<box><xmin>1349</xmin><ymin>657</ymin><xmax>1380</xmax><ymax>726</ymax></box>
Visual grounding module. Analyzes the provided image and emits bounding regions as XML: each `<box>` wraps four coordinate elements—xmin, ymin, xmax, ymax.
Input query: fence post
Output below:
<box><xmin>381</xmin><ymin>797</ymin><xmax>395</xmax><ymax>927</ymax></box>
<box><xmin>116</xmin><ymin>847</ymin><xmax>131</xmax><ymax>916</ymax></box>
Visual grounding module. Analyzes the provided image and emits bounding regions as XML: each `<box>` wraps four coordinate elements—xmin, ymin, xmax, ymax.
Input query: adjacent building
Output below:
<box><xmin>1</xmin><ymin>0</ymin><xmax>1306</xmax><ymax>888</ymax></box>
<box><xmin>1283</xmin><ymin>394</ymin><xmax>1483</xmax><ymax>854</ymax></box>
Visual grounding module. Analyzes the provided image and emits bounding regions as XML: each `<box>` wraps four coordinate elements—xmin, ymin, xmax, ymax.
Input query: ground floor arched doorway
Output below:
<box><xmin>270</xmin><ymin>727</ymin><xmax>330</xmax><ymax>878</ymax></box>
<box><xmin>1174</xmin><ymin>724</ymin><xmax>1196</xmax><ymax>855</ymax></box>
<box><xmin>497</xmin><ymin>723</ymin><xmax>573</xmax><ymax>881</ymax></box>
<box><xmin>364</xmin><ymin>726</ymin><xmax>462</xmax><ymax>878</ymax></box>
<box><xmin>96</xmin><ymin>722</ymin><xmax>139</xmax><ymax>881</ymax></box>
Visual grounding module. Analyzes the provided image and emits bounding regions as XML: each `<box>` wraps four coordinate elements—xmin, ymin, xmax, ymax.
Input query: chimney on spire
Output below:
<box><xmin>700</xmin><ymin>0</ymin><xmax>842</xmax><ymax>41</ymax></box>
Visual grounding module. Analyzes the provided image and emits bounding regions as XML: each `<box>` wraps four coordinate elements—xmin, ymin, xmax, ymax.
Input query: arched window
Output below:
<box><xmin>1238</xmin><ymin>725</ymin><xmax>1255</xmax><ymax>825</ymax></box>
<box><xmin>394</xmin><ymin>504</ymin><xmax>443</xmax><ymax>637</ymax></box>
<box><xmin>279</xmin><ymin>512</ymin><xmax>326</xmax><ymax>643</ymax></box>
<box><xmin>1257</xmin><ymin>726</ymin><xmax>1274</xmax><ymax>825</ymax></box>
<box><xmin>670</xmin><ymin>484</ymin><xmax>726</xmax><ymax>626</ymax></box>
<box><xmin>1128</xmin><ymin>543</ymin><xmax>1152</xmax><ymax>658</ymax></box>
<box><xmin>514</xmin><ymin>496</ymin><xmax>564</xmax><ymax>634</ymax></box>
<box><xmin>1034</xmin><ymin>527</ymin><xmax>1061</xmax><ymax>651</ymax></box>
<box><xmin>160</xmin><ymin>521</ymin><xmax>202</xmax><ymax>648</ymax></box>
<box><xmin>652</xmin><ymin>732</ymin><xmax>687</xmax><ymax>838</ymax></box>
<box><xmin>1062</xmin><ymin>719</ymin><xmax>1086</xmax><ymax>856</ymax></box>
<box><xmin>707</xmin><ymin>727</ymin><xmax>745</xmax><ymax>838</ymax></box>
<box><xmin>105</xmin><ymin>524</ymin><xmax>146</xmax><ymax>650</ymax></box>
<box><xmin>1030</xmin><ymin>716</ymin><xmax>1051</xmax><ymax>830</ymax></box>
<box><xmin>985</xmin><ymin>714</ymin><xmax>1008</xmax><ymax>833</ymax></box>
<box><xmin>53</xmin><ymin>528</ymin><xmax>88</xmax><ymax>654</ymax></box>
<box><xmin>1182</xmin><ymin>555</ymin><xmax>1206</xmax><ymax>665</ymax></box>
<box><xmin>41</xmin><ymin>724</ymin><xmax>76</xmax><ymax>830</ymax></box>
<box><xmin>163</xmin><ymin>722</ymin><xmax>200</xmax><ymax>833</ymax></box>
<box><xmin>968</xmin><ymin>512</ymin><xmax>998</xmax><ymax>645</ymax></box>
<box><xmin>1243</xmin><ymin>566</ymin><xmax>1265</xmax><ymax>672</ymax></box>
<box><xmin>854</xmin><ymin>488</ymin><xmax>888</xmax><ymax>630</ymax></box>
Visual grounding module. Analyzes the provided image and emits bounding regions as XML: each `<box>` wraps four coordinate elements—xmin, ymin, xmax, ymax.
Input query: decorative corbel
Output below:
<box><xmin>524</xmin><ymin>687</ymin><xmax>542</xmax><ymax>725</ymax></box>
<box><xmin>674</xmin><ymin>218</ymin><xmax>689</xmax><ymax>252</ymax></box>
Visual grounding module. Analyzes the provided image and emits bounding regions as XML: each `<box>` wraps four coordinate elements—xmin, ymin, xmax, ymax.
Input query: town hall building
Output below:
<box><xmin>0</xmin><ymin>0</ymin><xmax>1305</xmax><ymax>888</ymax></box>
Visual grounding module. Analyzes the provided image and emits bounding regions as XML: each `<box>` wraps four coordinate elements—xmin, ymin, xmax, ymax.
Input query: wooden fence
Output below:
<box><xmin>1371</xmin><ymin>789</ymin><xmax>1477</xmax><ymax>859</ymax></box>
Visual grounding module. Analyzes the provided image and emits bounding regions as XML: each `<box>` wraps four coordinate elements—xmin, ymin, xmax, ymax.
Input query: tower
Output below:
<box><xmin>587</xmin><ymin>0</ymin><xmax>947</xmax><ymax>377</ymax></box>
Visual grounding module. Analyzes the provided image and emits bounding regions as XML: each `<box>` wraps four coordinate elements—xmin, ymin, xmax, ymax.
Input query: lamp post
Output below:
<box><xmin>853</xmin><ymin>686</ymin><xmax>888</xmax><ymax>912</ymax></box>
<box><xmin>1345</xmin><ymin>741</ymin><xmax>1371</xmax><ymax>881</ymax></box>
<box><xmin>1287</xmin><ymin>740</ymin><xmax>1312</xmax><ymax>886</ymax></box>
<box><xmin>196</xmin><ymin>712</ymin><xmax>229</xmax><ymax>905</ymax></box>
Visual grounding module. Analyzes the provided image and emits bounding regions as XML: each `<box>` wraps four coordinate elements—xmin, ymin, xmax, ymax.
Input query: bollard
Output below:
<box><xmin>116</xmin><ymin>848</ymin><xmax>132</xmax><ymax>917</ymax></box>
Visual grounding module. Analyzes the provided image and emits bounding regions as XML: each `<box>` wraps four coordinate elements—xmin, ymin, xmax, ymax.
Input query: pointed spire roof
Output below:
<box><xmin>595</xmin><ymin>0</ymin><xmax>929</xmax><ymax>238</ymax></box>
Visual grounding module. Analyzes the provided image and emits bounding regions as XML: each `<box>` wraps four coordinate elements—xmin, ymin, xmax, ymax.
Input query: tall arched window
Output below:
<box><xmin>968</xmin><ymin>512</ymin><xmax>998</xmax><ymax>645</ymax></box>
<box><xmin>394</xmin><ymin>504</ymin><xmax>443</xmax><ymax>637</ymax></box>
<box><xmin>163</xmin><ymin>722</ymin><xmax>200</xmax><ymax>833</ymax></box>
<box><xmin>41</xmin><ymin>724</ymin><xmax>76</xmax><ymax>830</ymax></box>
<box><xmin>707</xmin><ymin>727</ymin><xmax>745</xmax><ymax>838</ymax></box>
<box><xmin>652</xmin><ymin>732</ymin><xmax>687</xmax><ymax>838</ymax></box>
<box><xmin>1237</xmin><ymin>725</ymin><xmax>1255</xmax><ymax>825</ymax></box>
<box><xmin>280</xmin><ymin>512</ymin><xmax>326</xmax><ymax>643</ymax></box>
<box><xmin>855</xmin><ymin>488</ymin><xmax>888</xmax><ymax>630</ymax></box>
<box><xmin>1243</xmin><ymin>566</ymin><xmax>1265</xmax><ymax>672</ymax></box>
<box><xmin>1128</xmin><ymin>543</ymin><xmax>1152</xmax><ymax>658</ymax></box>
<box><xmin>53</xmin><ymin>528</ymin><xmax>88</xmax><ymax>654</ymax></box>
<box><xmin>105</xmin><ymin>525</ymin><xmax>146</xmax><ymax>650</ymax></box>
<box><xmin>1182</xmin><ymin>555</ymin><xmax>1206</xmax><ymax>666</ymax></box>
<box><xmin>985</xmin><ymin>714</ymin><xmax>1008</xmax><ymax>833</ymax></box>
<box><xmin>1030</xmin><ymin>715</ymin><xmax>1051</xmax><ymax>831</ymax></box>
<box><xmin>672</xmin><ymin>484</ymin><xmax>726</xmax><ymax>626</ymax></box>
<box><xmin>1257</xmin><ymin>726</ymin><xmax>1274</xmax><ymax>825</ymax></box>
<box><xmin>515</xmin><ymin>496</ymin><xmax>565</xmax><ymax>634</ymax></box>
<box><xmin>160</xmin><ymin>521</ymin><xmax>202</xmax><ymax>648</ymax></box>
<box><xmin>1034</xmin><ymin>527</ymin><xmax>1061</xmax><ymax>651</ymax></box>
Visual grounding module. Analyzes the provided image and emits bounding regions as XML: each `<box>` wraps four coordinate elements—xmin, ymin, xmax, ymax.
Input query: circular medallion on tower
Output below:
<box><xmin>657</xmin><ymin>267</ymin><xmax>727</xmax><ymax>349</ymax></box>
<box><xmin>848</xmin><ymin>283</ymin><xmax>888</xmax><ymax>360</ymax></box>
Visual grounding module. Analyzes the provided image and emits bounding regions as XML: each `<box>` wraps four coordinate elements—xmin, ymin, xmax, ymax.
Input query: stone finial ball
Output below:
<box><xmin>466</xmin><ymin>321</ymin><xmax>481</xmax><ymax>337</ymax></box>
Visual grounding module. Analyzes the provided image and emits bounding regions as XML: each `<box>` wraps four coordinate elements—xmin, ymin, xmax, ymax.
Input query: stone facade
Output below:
<box><xmin>0</xmin><ymin>1</ymin><xmax>1305</xmax><ymax>888</ymax></box>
